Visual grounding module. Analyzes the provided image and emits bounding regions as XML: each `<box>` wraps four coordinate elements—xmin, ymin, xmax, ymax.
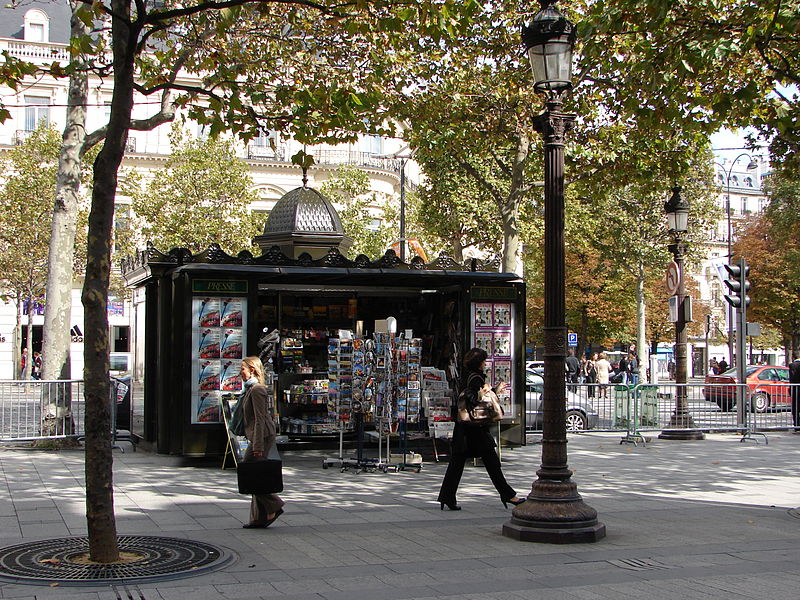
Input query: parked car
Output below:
<box><xmin>525</xmin><ymin>370</ymin><xmax>599</xmax><ymax>431</ymax></box>
<box><xmin>526</xmin><ymin>360</ymin><xmax>544</xmax><ymax>375</ymax></box>
<box><xmin>111</xmin><ymin>374</ymin><xmax>131</xmax><ymax>431</ymax></box>
<box><xmin>703</xmin><ymin>365</ymin><xmax>791</xmax><ymax>412</ymax></box>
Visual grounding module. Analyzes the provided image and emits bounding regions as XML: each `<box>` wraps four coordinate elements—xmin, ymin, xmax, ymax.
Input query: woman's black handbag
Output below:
<box><xmin>237</xmin><ymin>446</ymin><xmax>283</xmax><ymax>494</ymax></box>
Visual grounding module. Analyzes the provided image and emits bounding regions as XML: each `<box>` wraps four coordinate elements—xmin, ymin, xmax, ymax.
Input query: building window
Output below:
<box><xmin>251</xmin><ymin>129</ymin><xmax>275</xmax><ymax>148</ymax></box>
<box><xmin>730</xmin><ymin>175</ymin><xmax>739</xmax><ymax>187</ymax></box>
<box><xmin>744</xmin><ymin>176</ymin><xmax>753</xmax><ymax>187</ymax></box>
<box><xmin>114</xmin><ymin>204</ymin><xmax>131</xmax><ymax>232</ymax></box>
<box><xmin>24</xmin><ymin>96</ymin><xmax>50</xmax><ymax>131</ymax></box>
<box><xmin>24</xmin><ymin>9</ymin><xmax>49</xmax><ymax>42</ymax></box>
<box><xmin>741</xmin><ymin>197</ymin><xmax>748</xmax><ymax>215</ymax></box>
<box><xmin>360</xmin><ymin>134</ymin><xmax>382</xmax><ymax>155</ymax></box>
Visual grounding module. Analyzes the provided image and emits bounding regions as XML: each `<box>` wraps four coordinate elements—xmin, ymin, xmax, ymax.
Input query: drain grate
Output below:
<box><xmin>608</xmin><ymin>557</ymin><xmax>672</xmax><ymax>571</ymax></box>
<box><xmin>0</xmin><ymin>536</ymin><xmax>235</xmax><ymax>586</ymax></box>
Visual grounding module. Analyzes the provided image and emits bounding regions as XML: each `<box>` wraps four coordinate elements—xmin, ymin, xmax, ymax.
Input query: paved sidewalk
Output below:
<box><xmin>1</xmin><ymin>431</ymin><xmax>800</xmax><ymax>599</ymax></box>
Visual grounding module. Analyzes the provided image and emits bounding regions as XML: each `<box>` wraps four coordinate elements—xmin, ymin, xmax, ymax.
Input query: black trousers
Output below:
<box><xmin>792</xmin><ymin>387</ymin><xmax>800</xmax><ymax>427</ymax></box>
<box><xmin>437</xmin><ymin>448</ymin><xmax>516</xmax><ymax>504</ymax></box>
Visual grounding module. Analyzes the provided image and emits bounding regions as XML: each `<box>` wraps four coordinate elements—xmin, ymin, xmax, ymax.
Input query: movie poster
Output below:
<box><xmin>471</xmin><ymin>301</ymin><xmax>515</xmax><ymax>420</ymax></box>
<box><xmin>190</xmin><ymin>296</ymin><xmax>247</xmax><ymax>424</ymax></box>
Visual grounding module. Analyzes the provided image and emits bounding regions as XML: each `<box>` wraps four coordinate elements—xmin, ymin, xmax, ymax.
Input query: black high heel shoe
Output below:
<box><xmin>502</xmin><ymin>497</ymin><xmax>526</xmax><ymax>509</ymax></box>
<box><xmin>439</xmin><ymin>501</ymin><xmax>461</xmax><ymax>511</ymax></box>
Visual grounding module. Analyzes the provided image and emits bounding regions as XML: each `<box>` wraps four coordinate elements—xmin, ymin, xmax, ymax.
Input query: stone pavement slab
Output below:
<box><xmin>0</xmin><ymin>431</ymin><xmax>799</xmax><ymax>599</ymax></box>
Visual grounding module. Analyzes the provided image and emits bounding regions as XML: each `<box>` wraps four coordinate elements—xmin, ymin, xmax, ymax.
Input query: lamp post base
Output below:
<box><xmin>658</xmin><ymin>414</ymin><xmax>705</xmax><ymax>440</ymax></box>
<box><xmin>658</xmin><ymin>428</ymin><xmax>706</xmax><ymax>440</ymax></box>
<box><xmin>502</xmin><ymin>480</ymin><xmax>606</xmax><ymax>544</ymax></box>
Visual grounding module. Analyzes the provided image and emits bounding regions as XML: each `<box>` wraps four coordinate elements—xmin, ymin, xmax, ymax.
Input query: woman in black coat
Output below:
<box><xmin>437</xmin><ymin>347</ymin><xmax>525</xmax><ymax>511</ymax></box>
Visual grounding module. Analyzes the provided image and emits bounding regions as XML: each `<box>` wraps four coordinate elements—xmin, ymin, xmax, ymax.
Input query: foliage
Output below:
<box><xmin>575</xmin><ymin>1</ymin><xmax>800</xmax><ymax>169</ymax></box>
<box><xmin>127</xmin><ymin>125</ymin><xmax>261</xmax><ymax>254</ymax></box>
<box><xmin>734</xmin><ymin>171</ymin><xmax>800</xmax><ymax>350</ymax></box>
<box><xmin>0</xmin><ymin>127</ymin><xmax>69</xmax><ymax>300</ymax></box>
<box><xmin>409</xmin><ymin>154</ymin><xmax>506</xmax><ymax>263</ymax></box>
<box><xmin>319</xmin><ymin>165</ymin><xmax>397</xmax><ymax>259</ymax></box>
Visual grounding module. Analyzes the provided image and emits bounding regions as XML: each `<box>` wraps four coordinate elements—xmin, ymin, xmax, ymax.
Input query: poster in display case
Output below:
<box><xmin>471</xmin><ymin>301</ymin><xmax>515</xmax><ymax>415</ymax></box>
<box><xmin>190</xmin><ymin>296</ymin><xmax>247</xmax><ymax>424</ymax></box>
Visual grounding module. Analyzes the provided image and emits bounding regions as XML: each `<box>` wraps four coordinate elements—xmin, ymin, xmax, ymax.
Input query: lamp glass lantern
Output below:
<box><xmin>522</xmin><ymin>2</ymin><xmax>577</xmax><ymax>92</ymax></box>
<box><xmin>664</xmin><ymin>186</ymin><xmax>690</xmax><ymax>233</ymax></box>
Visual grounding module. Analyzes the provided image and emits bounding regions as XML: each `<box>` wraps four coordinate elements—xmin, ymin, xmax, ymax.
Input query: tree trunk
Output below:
<box><xmin>451</xmin><ymin>236</ymin><xmax>464</xmax><ymax>263</ymax></box>
<box><xmin>500</xmin><ymin>134</ymin><xmax>530</xmax><ymax>276</ymax></box>
<box><xmin>42</xmin><ymin>5</ymin><xmax>88</xmax><ymax>382</ymax></box>
<box><xmin>14</xmin><ymin>294</ymin><xmax>23</xmax><ymax>380</ymax></box>
<box><xmin>41</xmin><ymin>3</ymin><xmax>90</xmax><ymax>434</ymax></box>
<box><xmin>25</xmin><ymin>292</ymin><xmax>34</xmax><ymax>390</ymax></box>
<box><xmin>635</xmin><ymin>267</ymin><xmax>648</xmax><ymax>381</ymax></box>
<box><xmin>83</xmin><ymin>0</ymin><xmax>138</xmax><ymax>562</ymax></box>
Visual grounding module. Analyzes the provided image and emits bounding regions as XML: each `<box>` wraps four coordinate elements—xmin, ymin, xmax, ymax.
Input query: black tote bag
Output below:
<box><xmin>237</xmin><ymin>446</ymin><xmax>283</xmax><ymax>494</ymax></box>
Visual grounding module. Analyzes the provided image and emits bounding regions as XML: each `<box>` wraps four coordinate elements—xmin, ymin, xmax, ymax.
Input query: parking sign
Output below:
<box><xmin>567</xmin><ymin>333</ymin><xmax>578</xmax><ymax>347</ymax></box>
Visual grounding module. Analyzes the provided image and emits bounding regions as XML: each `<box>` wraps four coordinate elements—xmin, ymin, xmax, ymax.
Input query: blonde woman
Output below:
<box><xmin>595</xmin><ymin>352</ymin><xmax>613</xmax><ymax>400</ymax></box>
<box><xmin>239</xmin><ymin>356</ymin><xmax>284</xmax><ymax>528</ymax></box>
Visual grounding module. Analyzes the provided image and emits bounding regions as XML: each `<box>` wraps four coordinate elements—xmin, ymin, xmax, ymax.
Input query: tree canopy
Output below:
<box><xmin>126</xmin><ymin>125</ymin><xmax>261</xmax><ymax>254</ymax></box>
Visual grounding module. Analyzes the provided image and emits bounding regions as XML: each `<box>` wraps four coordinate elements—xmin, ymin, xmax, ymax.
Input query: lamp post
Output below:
<box><xmin>503</xmin><ymin>0</ymin><xmax>605</xmax><ymax>544</ymax></box>
<box><xmin>399</xmin><ymin>157</ymin><xmax>408</xmax><ymax>261</ymax></box>
<box><xmin>715</xmin><ymin>154</ymin><xmax>758</xmax><ymax>367</ymax></box>
<box><xmin>377</xmin><ymin>150</ymin><xmax>411</xmax><ymax>261</ymax></box>
<box><xmin>659</xmin><ymin>186</ymin><xmax>704</xmax><ymax>441</ymax></box>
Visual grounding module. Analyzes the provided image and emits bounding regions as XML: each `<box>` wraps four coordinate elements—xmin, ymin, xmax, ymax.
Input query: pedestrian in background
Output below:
<box><xmin>565</xmin><ymin>349</ymin><xmax>580</xmax><ymax>393</ymax></box>
<box><xmin>617</xmin><ymin>353</ymin><xmax>629</xmax><ymax>384</ymax></box>
<box><xmin>31</xmin><ymin>351</ymin><xmax>42</xmax><ymax>380</ymax></box>
<box><xmin>239</xmin><ymin>355</ymin><xmax>284</xmax><ymax>528</ymax></box>
<box><xmin>718</xmin><ymin>358</ymin><xmax>729</xmax><ymax>373</ymax></box>
<box><xmin>18</xmin><ymin>348</ymin><xmax>27</xmax><ymax>380</ymax></box>
<box><xmin>437</xmin><ymin>347</ymin><xmax>525</xmax><ymax>511</ymax></box>
<box><xmin>627</xmin><ymin>351</ymin><xmax>639</xmax><ymax>386</ymax></box>
<box><xmin>595</xmin><ymin>352</ymin><xmax>612</xmax><ymax>400</ymax></box>
<box><xmin>789</xmin><ymin>350</ymin><xmax>800</xmax><ymax>432</ymax></box>
<box><xmin>709</xmin><ymin>357</ymin><xmax>718</xmax><ymax>375</ymax></box>
<box><xmin>584</xmin><ymin>352</ymin><xmax>598</xmax><ymax>398</ymax></box>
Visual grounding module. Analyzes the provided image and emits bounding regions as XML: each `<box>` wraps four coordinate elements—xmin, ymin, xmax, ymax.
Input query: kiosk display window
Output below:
<box><xmin>190</xmin><ymin>296</ymin><xmax>247</xmax><ymax>424</ymax></box>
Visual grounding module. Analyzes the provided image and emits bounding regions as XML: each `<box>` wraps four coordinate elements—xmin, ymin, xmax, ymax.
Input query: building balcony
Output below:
<box><xmin>14</xmin><ymin>130</ymin><xmax>34</xmax><ymax>145</ymax></box>
<box><xmin>2</xmin><ymin>40</ymin><xmax>70</xmax><ymax>64</ymax></box>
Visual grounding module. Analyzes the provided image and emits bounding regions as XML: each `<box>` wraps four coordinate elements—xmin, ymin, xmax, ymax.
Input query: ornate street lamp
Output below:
<box><xmin>715</xmin><ymin>154</ymin><xmax>758</xmax><ymax>367</ymax></box>
<box><xmin>503</xmin><ymin>1</ymin><xmax>605</xmax><ymax>544</ymax></box>
<box><xmin>659</xmin><ymin>186</ymin><xmax>704</xmax><ymax>440</ymax></box>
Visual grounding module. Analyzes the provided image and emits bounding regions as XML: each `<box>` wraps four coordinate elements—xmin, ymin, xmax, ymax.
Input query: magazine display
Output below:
<box><xmin>190</xmin><ymin>296</ymin><xmax>247</xmax><ymax>424</ymax></box>
<box><xmin>472</xmin><ymin>301</ymin><xmax>515</xmax><ymax>416</ymax></box>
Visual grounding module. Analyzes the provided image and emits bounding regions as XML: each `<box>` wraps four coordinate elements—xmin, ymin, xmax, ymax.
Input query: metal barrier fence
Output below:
<box><xmin>0</xmin><ymin>380</ymin><xmax>85</xmax><ymax>441</ymax></box>
<box><xmin>527</xmin><ymin>381</ymin><xmax>800</xmax><ymax>437</ymax></box>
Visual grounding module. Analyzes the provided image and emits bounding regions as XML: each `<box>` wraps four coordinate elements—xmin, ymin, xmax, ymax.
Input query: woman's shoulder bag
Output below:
<box><xmin>228</xmin><ymin>394</ymin><xmax>247</xmax><ymax>437</ymax></box>
<box><xmin>457</xmin><ymin>374</ymin><xmax>502</xmax><ymax>425</ymax></box>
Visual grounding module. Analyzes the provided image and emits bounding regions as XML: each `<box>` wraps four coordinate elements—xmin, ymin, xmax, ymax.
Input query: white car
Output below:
<box><xmin>525</xmin><ymin>370</ymin><xmax>599</xmax><ymax>432</ymax></box>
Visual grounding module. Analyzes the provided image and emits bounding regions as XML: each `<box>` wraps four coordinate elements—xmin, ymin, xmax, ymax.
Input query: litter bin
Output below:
<box><xmin>637</xmin><ymin>384</ymin><xmax>659</xmax><ymax>427</ymax></box>
<box><xmin>613</xmin><ymin>384</ymin><xmax>634</xmax><ymax>428</ymax></box>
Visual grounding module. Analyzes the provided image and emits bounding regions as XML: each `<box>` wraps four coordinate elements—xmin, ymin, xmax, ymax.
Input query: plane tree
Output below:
<box><xmin>45</xmin><ymin>0</ymin><xmax>479</xmax><ymax>563</ymax></box>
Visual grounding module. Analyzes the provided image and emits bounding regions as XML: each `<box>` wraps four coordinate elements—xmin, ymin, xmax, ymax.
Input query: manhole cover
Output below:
<box><xmin>0</xmin><ymin>536</ymin><xmax>235</xmax><ymax>586</ymax></box>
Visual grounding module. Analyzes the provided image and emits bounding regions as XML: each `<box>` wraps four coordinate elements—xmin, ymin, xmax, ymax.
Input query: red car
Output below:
<box><xmin>703</xmin><ymin>365</ymin><xmax>791</xmax><ymax>412</ymax></box>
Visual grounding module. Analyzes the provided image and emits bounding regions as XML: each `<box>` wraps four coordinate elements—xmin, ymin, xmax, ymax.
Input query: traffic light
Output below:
<box><xmin>723</xmin><ymin>263</ymin><xmax>750</xmax><ymax>308</ymax></box>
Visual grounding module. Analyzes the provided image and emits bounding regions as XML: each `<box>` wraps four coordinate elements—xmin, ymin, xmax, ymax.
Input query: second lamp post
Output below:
<box><xmin>659</xmin><ymin>186</ymin><xmax>704</xmax><ymax>441</ymax></box>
